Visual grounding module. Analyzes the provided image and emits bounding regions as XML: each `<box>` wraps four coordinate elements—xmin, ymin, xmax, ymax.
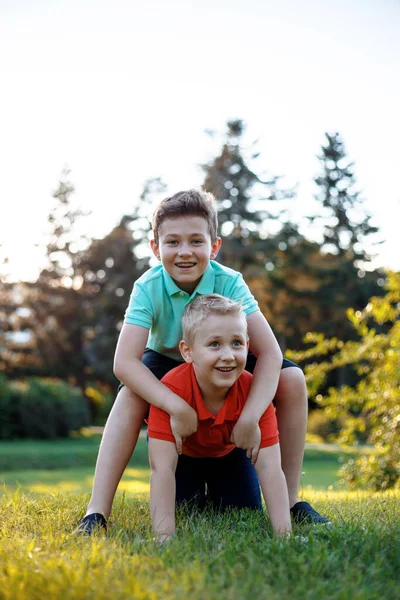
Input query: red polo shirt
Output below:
<box><xmin>148</xmin><ymin>362</ymin><xmax>279</xmax><ymax>458</ymax></box>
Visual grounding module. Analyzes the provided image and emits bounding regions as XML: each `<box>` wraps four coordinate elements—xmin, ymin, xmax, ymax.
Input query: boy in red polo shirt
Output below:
<box><xmin>148</xmin><ymin>294</ymin><xmax>292</xmax><ymax>540</ymax></box>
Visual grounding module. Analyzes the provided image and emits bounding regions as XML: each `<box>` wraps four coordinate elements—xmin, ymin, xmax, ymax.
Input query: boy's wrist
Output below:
<box><xmin>237</xmin><ymin>406</ymin><xmax>262</xmax><ymax>424</ymax></box>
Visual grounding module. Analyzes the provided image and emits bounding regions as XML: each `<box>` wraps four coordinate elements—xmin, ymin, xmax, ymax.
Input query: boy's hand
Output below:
<box><xmin>230</xmin><ymin>418</ymin><xmax>261</xmax><ymax>464</ymax></box>
<box><xmin>170</xmin><ymin>404</ymin><xmax>198</xmax><ymax>454</ymax></box>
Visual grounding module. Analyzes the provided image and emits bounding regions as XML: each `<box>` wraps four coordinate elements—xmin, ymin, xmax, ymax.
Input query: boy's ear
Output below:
<box><xmin>179</xmin><ymin>340</ymin><xmax>193</xmax><ymax>363</ymax></box>
<box><xmin>150</xmin><ymin>239</ymin><xmax>161</xmax><ymax>261</ymax></box>
<box><xmin>210</xmin><ymin>237</ymin><xmax>222</xmax><ymax>260</ymax></box>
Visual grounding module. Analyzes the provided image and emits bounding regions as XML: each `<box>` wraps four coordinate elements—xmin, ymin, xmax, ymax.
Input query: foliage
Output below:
<box><xmin>0</xmin><ymin>173</ymin><xmax>165</xmax><ymax>401</ymax></box>
<box><xmin>289</xmin><ymin>271</ymin><xmax>400</xmax><ymax>489</ymax></box>
<box><xmin>0</xmin><ymin>488</ymin><xmax>399</xmax><ymax>599</ymax></box>
<box><xmin>85</xmin><ymin>383</ymin><xmax>114</xmax><ymax>425</ymax></box>
<box><xmin>0</xmin><ymin>376</ymin><xmax>89</xmax><ymax>440</ymax></box>
<box><xmin>307</xmin><ymin>409</ymin><xmax>347</xmax><ymax>443</ymax></box>
<box><xmin>0</xmin><ymin>126</ymin><xmax>388</xmax><ymax>405</ymax></box>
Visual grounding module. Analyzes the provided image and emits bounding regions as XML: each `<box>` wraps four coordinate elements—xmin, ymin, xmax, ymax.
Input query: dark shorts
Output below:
<box><xmin>175</xmin><ymin>447</ymin><xmax>262</xmax><ymax>511</ymax></box>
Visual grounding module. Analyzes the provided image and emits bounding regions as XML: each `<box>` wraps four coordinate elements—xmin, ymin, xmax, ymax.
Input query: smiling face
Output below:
<box><xmin>180</xmin><ymin>312</ymin><xmax>249</xmax><ymax>400</ymax></box>
<box><xmin>150</xmin><ymin>216</ymin><xmax>221</xmax><ymax>293</ymax></box>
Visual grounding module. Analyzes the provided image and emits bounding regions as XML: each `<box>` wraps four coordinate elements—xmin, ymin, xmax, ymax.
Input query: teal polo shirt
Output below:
<box><xmin>124</xmin><ymin>260</ymin><xmax>259</xmax><ymax>361</ymax></box>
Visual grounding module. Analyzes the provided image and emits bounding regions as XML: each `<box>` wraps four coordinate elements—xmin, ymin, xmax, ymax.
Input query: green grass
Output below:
<box><xmin>0</xmin><ymin>433</ymin><xmax>147</xmax><ymax>471</ymax></box>
<box><xmin>0</xmin><ymin>439</ymin><xmax>399</xmax><ymax>598</ymax></box>
<box><xmin>0</xmin><ymin>489</ymin><xmax>399</xmax><ymax>599</ymax></box>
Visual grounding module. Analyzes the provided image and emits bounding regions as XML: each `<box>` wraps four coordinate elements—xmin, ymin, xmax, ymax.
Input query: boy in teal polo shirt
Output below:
<box><xmin>78</xmin><ymin>189</ymin><xmax>330</xmax><ymax>533</ymax></box>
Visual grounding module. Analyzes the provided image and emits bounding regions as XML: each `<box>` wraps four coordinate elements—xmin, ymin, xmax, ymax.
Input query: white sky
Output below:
<box><xmin>1</xmin><ymin>0</ymin><xmax>399</xmax><ymax>281</ymax></box>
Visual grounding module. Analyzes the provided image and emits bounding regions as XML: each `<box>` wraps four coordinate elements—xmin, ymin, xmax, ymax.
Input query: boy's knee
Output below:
<box><xmin>275</xmin><ymin>367</ymin><xmax>307</xmax><ymax>409</ymax></box>
<box><xmin>279</xmin><ymin>366</ymin><xmax>306</xmax><ymax>391</ymax></box>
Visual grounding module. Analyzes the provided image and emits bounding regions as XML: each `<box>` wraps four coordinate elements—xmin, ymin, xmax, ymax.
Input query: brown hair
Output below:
<box><xmin>182</xmin><ymin>294</ymin><xmax>247</xmax><ymax>346</ymax></box>
<box><xmin>152</xmin><ymin>189</ymin><xmax>218</xmax><ymax>245</ymax></box>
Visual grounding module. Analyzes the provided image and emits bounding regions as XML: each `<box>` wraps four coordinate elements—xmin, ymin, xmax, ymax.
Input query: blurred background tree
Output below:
<box><xmin>0</xmin><ymin>120</ymin><xmax>395</xmax><ymax>457</ymax></box>
<box><xmin>308</xmin><ymin>132</ymin><xmax>383</xmax><ymax>341</ymax></box>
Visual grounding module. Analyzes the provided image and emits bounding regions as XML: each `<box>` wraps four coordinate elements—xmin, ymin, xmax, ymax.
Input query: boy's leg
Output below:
<box><xmin>175</xmin><ymin>455</ymin><xmax>207</xmax><ymax>510</ymax></box>
<box><xmin>83</xmin><ymin>350</ymin><xmax>182</xmax><ymax>521</ymax></box>
<box><xmin>274</xmin><ymin>363</ymin><xmax>308</xmax><ymax>508</ymax></box>
<box><xmin>245</xmin><ymin>352</ymin><xmax>330</xmax><ymax>523</ymax></box>
<box><xmin>85</xmin><ymin>386</ymin><xmax>148</xmax><ymax>518</ymax></box>
<box><xmin>206</xmin><ymin>448</ymin><xmax>262</xmax><ymax>510</ymax></box>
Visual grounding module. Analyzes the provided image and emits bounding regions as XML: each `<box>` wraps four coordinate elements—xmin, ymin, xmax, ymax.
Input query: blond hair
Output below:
<box><xmin>182</xmin><ymin>294</ymin><xmax>247</xmax><ymax>346</ymax></box>
<box><xmin>152</xmin><ymin>189</ymin><xmax>218</xmax><ymax>245</ymax></box>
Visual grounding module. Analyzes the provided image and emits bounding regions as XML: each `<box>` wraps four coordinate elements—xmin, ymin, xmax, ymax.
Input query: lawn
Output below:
<box><xmin>0</xmin><ymin>489</ymin><xmax>399</xmax><ymax>600</ymax></box>
<box><xmin>1</xmin><ymin>437</ymin><xmax>399</xmax><ymax>599</ymax></box>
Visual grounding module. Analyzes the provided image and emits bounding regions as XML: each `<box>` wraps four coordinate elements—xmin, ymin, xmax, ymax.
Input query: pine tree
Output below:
<box><xmin>312</xmin><ymin>132</ymin><xmax>379</xmax><ymax>261</ymax></box>
<box><xmin>304</xmin><ymin>133</ymin><xmax>385</xmax><ymax>387</ymax></box>
<box><xmin>202</xmin><ymin>119</ymin><xmax>294</xmax><ymax>274</ymax></box>
<box><xmin>310</xmin><ymin>133</ymin><xmax>383</xmax><ymax>339</ymax></box>
<box><xmin>201</xmin><ymin>119</ymin><xmax>328</xmax><ymax>351</ymax></box>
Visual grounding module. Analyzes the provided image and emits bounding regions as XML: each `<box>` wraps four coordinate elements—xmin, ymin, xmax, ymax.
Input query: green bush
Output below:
<box><xmin>85</xmin><ymin>383</ymin><xmax>115</xmax><ymax>426</ymax></box>
<box><xmin>289</xmin><ymin>270</ymin><xmax>400</xmax><ymax>490</ymax></box>
<box><xmin>0</xmin><ymin>375</ymin><xmax>17</xmax><ymax>439</ymax></box>
<box><xmin>307</xmin><ymin>409</ymin><xmax>346</xmax><ymax>442</ymax></box>
<box><xmin>0</xmin><ymin>377</ymin><xmax>90</xmax><ymax>440</ymax></box>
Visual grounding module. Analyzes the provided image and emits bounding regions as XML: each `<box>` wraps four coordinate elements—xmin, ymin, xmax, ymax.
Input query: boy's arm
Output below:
<box><xmin>254</xmin><ymin>445</ymin><xmax>291</xmax><ymax>537</ymax></box>
<box><xmin>231</xmin><ymin>311</ymin><xmax>282</xmax><ymax>463</ymax></box>
<box><xmin>148</xmin><ymin>438</ymin><xmax>179</xmax><ymax>541</ymax></box>
<box><xmin>114</xmin><ymin>323</ymin><xmax>198</xmax><ymax>451</ymax></box>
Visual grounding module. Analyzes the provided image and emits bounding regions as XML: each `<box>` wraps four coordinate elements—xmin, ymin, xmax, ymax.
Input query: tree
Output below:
<box><xmin>311</xmin><ymin>132</ymin><xmax>379</xmax><ymax>260</ymax></box>
<box><xmin>12</xmin><ymin>170</ymin><xmax>102</xmax><ymax>415</ymax></box>
<box><xmin>305</xmin><ymin>133</ymin><xmax>384</xmax><ymax>352</ymax></box>
<box><xmin>202</xmin><ymin>120</ymin><xmax>309</xmax><ymax>349</ymax></box>
<box><xmin>202</xmin><ymin>119</ymin><xmax>295</xmax><ymax>273</ymax></box>
<box><xmin>288</xmin><ymin>271</ymin><xmax>400</xmax><ymax>490</ymax></box>
<box><xmin>79</xmin><ymin>177</ymin><xmax>166</xmax><ymax>382</ymax></box>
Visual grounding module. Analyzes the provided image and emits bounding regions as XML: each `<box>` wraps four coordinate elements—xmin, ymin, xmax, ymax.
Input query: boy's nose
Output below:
<box><xmin>221</xmin><ymin>347</ymin><xmax>235</xmax><ymax>361</ymax></box>
<box><xmin>178</xmin><ymin>244</ymin><xmax>192</xmax><ymax>256</ymax></box>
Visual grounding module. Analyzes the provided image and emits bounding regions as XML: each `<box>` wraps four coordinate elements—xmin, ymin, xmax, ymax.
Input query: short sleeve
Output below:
<box><xmin>124</xmin><ymin>281</ymin><xmax>154</xmax><ymax>328</ymax></box>
<box><xmin>225</xmin><ymin>273</ymin><xmax>259</xmax><ymax>316</ymax></box>
<box><xmin>259</xmin><ymin>404</ymin><xmax>279</xmax><ymax>448</ymax></box>
<box><xmin>148</xmin><ymin>405</ymin><xmax>175</xmax><ymax>443</ymax></box>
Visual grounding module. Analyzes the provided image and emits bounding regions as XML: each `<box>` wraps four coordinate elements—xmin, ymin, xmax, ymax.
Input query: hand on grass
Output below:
<box><xmin>170</xmin><ymin>403</ymin><xmax>198</xmax><ymax>454</ymax></box>
<box><xmin>230</xmin><ymin>418</ymin><xmax>261</xmax><ymax>464</ymax></box>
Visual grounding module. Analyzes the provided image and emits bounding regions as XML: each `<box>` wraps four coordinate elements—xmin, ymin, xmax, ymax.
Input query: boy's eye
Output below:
<box><xmin>232</xmin><ymin>340</ymin><xmax>244</xmax><ymax>347</ymax></box>
<box><xmin>166</xmin><ymin>240</ymin><xmax>178</xmax><ymax>245</ymax></box>
<box><xmin>192</xmin><ymin>239</ymin><xmax>203</xmax><ymax>244</ymax></box>
<box><xmin>209</xmin><ymin>341</ymin><xmax>220</xmax><ymax>347</ymax></box>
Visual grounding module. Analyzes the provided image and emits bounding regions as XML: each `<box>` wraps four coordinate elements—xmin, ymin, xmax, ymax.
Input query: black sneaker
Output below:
<box><xmin>290</xmin><ymin>502</ymin><xmax>331</xmax><ymax>525</ymax></box>
<box><xmin>77</xmin><ymin>513</ymin><xmax>107</xmax><ymax>535</ymax></box>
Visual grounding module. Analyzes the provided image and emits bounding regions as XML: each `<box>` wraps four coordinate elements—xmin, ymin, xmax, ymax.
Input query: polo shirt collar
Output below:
<box><xmin>192</xmin><ymin>262</ymin><xmax>215</xmax><ymax>296</ymax></box>
<box><xmin>162</xmin><ymin>263</ymin><xmax>216</xmax><ymax>298</ymax></box>
<box><xmin>190</xmin><ymin>364</ymin><xmax>240</xmax><ymax>424</ymax></box>
<box><xmin>163</xmin><ymin>269</ymin><xmax>184</xmax><ymax>297</ymax></box>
